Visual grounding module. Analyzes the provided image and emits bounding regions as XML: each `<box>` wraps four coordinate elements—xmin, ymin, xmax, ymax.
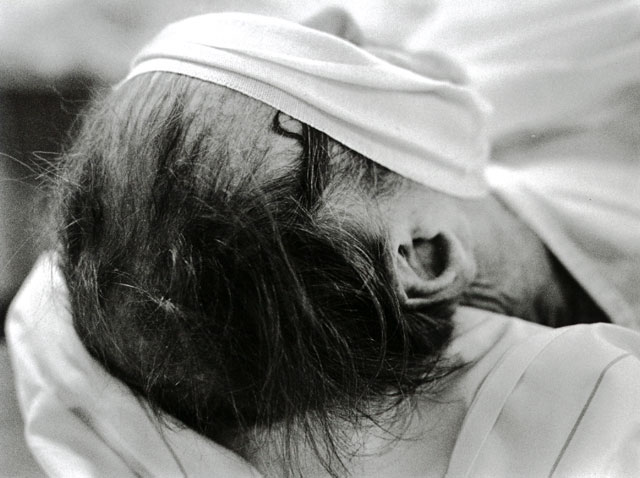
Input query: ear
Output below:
<box><xmin>394</xmin><ymin>230</ymin><xmax>476</xmax><ymax>313</ymax></box>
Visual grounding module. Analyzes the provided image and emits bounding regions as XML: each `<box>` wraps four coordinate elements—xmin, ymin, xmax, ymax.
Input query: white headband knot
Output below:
<box><xmin>122</xmin><ymin>12</ymin><xmax>491</xmax><ymax>197</ymax></box>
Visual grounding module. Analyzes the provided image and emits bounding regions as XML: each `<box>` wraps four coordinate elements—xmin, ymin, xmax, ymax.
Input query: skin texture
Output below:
<box><xmin>378</xmin><ymin>181</ymin><xmax>608</xmax><ymax>327</ymax></box>
<box><xmin>381</xmin><ymin>181</ymin><xmax>564</xmax><ymax>324</ymax></box>
<box><xmin>249</xmin><ymin>391</ymin><xmax>467</xmax><ymax>478</ymax></box>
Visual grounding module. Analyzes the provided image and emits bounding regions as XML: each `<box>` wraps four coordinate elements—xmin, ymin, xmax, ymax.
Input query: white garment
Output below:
<box><xmin>448</xmin><ymin>305</ymin><xmax>640</xmax><ymax>477</ymax></box>
<box><xmin>7</xmin><ymin>254</ymin><xmax>640</xmax><ymax>477</ymax></box>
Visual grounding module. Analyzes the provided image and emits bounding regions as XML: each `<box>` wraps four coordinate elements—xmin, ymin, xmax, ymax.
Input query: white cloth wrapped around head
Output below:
<box><xmin>121</xmin><ymin>11</ymin><xmax>491</xmax><ymax>198</ymax></box>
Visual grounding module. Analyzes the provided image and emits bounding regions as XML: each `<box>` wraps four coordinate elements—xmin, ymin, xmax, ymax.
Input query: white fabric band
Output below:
<box><xmin>121</xmin><ymin>12</ymin><xmax>491</xmax><ymax>197</ymax></box>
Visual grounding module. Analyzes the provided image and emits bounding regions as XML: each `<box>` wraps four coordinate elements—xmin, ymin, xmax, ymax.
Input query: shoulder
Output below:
<box><xmin>447</xmin><ymin>316</ymin><xmax>640</xmax><ymax>477</ymax></box>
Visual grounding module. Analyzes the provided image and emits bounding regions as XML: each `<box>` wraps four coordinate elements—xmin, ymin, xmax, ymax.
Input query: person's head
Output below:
<box><xmin>54</xmin><ymin>11</ymin><xmax>494</xmax><ymax>477</ymax></box>
<box><xmin>56</xmin><ymin>71</ymin><xmax>479</xmax><ymax>475</ymax></box>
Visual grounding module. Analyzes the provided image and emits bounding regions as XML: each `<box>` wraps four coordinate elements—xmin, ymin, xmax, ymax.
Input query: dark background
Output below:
<box><xmin>0</xmin><ymin>81</ymin><xmax>95</xmax><ymax>333</ymax></box>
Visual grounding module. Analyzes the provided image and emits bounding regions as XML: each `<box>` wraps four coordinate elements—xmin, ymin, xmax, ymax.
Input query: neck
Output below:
<box><xmin>236</xmin><ymin>391</ymin><xmax>466</xmax><ymax>478</ymax></box>
<box><xmin>231</xmin><ymin>393</ymin><xmax>466</xmax><ymax>478</ymax></box>
<box><xmin>461</xmin><ymin>195</ymin><xmax>607</xmax><ymax>327</ymax></box>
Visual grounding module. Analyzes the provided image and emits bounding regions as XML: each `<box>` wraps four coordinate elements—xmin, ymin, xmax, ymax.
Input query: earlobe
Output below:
<box><xmin>395</xmin><ymin>231</ymin><xmax>476</xmax><ymax>312</ymax></box>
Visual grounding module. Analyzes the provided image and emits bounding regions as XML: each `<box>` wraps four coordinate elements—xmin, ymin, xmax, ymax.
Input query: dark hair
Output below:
<box><xmin>56</xmin><ymin>73</ymin><xmax>457</xmax><ymax>476</ymax></box>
